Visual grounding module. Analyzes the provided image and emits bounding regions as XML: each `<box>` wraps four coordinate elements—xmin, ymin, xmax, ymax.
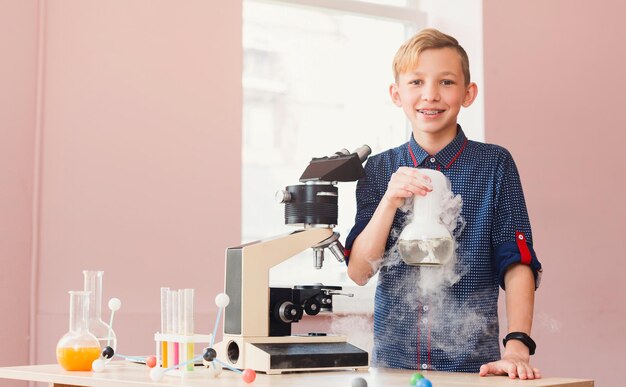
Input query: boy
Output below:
<box><xmin>345</xmin><ymin>28</ymin><xmax>542</xmax><ymax>380</ymax></box>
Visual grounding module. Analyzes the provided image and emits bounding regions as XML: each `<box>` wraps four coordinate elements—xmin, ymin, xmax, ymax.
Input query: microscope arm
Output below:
<box><xmin>224</xmin><ymin>228</ymin><xmax>334</xmax><ymax>337</ymax></box>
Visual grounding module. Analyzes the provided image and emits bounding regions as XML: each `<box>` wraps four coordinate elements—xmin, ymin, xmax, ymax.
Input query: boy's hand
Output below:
<box><xmin>382</xmin><ymin>167</ymin><xmax>432</xmax><ymax>209</ymax></box>
<box><xmin>479</xmin><ymin>341</ymin><xmax>541</xmax><ymax>380</ymax></box>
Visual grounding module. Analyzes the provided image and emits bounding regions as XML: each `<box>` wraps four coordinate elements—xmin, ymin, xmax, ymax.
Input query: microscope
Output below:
<box><xmin>214</xmin><ymin>146</ymin><xmax>371</xmax><ymax>374</ymax></box>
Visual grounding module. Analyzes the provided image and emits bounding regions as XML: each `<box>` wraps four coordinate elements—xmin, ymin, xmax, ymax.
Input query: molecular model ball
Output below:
<box><xmin>410</xmin><ymin>372</ymin><xmax>433</xmax><ymax>387</ymax></box>
<box><xmin>92</xmin><ymin>346</ymin><xmax>158</xmax><ymax>373</ymax></box>
<box><xmin>108</xmin><ymin>298</ymin><xmax>122</xmax><ymax>311</ymax></box>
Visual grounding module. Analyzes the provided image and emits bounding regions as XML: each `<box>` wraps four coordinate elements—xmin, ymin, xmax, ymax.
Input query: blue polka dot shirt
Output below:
<box><xmin>345</xmin><ymin>126</ymin><xmax>542</xmax><ymax>372</ymax></box>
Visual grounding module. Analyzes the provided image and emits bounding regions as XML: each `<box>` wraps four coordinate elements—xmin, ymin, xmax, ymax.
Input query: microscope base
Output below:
<box><xmin>215</xmin><ymin>335</ymin><xmax>369</xmax><ymax>374</ymax></box>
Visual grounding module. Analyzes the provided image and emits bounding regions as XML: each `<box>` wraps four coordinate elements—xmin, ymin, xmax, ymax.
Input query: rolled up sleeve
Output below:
<box><xmin>491</xmin><ymin>150</ymin><xmax>543</xmax><ymax>289</ymax></box>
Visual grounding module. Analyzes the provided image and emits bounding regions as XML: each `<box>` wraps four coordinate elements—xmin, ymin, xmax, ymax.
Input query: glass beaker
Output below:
<box><xmin>83</xmin><ymin>270</ymin><xmax>117</xmax><ymax>352</ymax></box>
<box><xmin>56</xmin><ymin>291</ymin><xmax>101</xmax><ymax>371</ymax></box>
<box><xmin>398</xmin><ymin>169</ymin><xmax>455</xmax><ymax>266</ymax></box>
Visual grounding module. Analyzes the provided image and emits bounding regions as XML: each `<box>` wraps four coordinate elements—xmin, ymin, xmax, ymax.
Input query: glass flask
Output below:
<box><xmin>398</xmin><ymin>169</ymin><xmax>454</xmax><ymax>266</ymax></box>
<box><xmin>83</xmin><ymin>270</ymin><xmax>117</xmax><ymax>353</ymax></box>
<box><xmin>56</xmin><ymin>291</ymin><xmax>101</xmax><ymax>371</ymax></box>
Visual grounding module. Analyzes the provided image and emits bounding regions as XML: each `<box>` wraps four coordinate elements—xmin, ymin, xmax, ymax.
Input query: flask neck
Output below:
<box><xmin>83</xmin><ymin>270</ymin><xmax>103</xmax><ymax>320</ymax></box>
<box><xmin>411</xmin><ymin>169</ymin><xmax>447</xmax><ymax>221</ymax></box>
<box><xmin>68</xmin><ymin>291</ymin><xmax>91</xmax><ymax>333</ymax></box>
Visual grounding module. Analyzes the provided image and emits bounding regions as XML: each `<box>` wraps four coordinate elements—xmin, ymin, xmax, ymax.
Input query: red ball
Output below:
<box><xmin>242</xmin><ymin>368</ymin><xmax>256</xmax><ymax>384</ymax></box>
<box><xmin>145</xmin><ymin>355</ymin><xmax>157</xmax><ymax>368</ymax></box>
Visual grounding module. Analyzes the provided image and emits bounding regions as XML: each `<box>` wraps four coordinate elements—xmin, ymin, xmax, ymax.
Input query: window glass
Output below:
<box><xmin>243</xmin><ymin>1</ymin><xmax>414</xmax><ymax>287</ymax></box>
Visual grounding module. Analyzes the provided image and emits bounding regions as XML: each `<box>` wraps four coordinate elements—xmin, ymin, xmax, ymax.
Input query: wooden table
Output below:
<box><xmin>0</xmin><ymin>363</ymin><xmax>594</xmax><ymax>387</ymax></box>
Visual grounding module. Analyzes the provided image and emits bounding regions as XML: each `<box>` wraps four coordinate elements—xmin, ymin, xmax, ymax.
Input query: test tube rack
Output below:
<box><xmin>154</xmin><ymin>332</ymin><xmax>212</xmax><ymax>375</ymax></box>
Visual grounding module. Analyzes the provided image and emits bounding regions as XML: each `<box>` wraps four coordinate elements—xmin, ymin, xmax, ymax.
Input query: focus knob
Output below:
<box><xmin>303</xmin><ymin>298</ymin><xmax>321</xmax><ymax>316</ymax></box>
<box><xmin>275</xmin><ymin>189</ymin><xmax>292</xmax><ymax>203</ymax></box>
<box><xmin>275</xmin><ymin>301</ymin><xmax>303</xmax><ymax>323</ymax></box>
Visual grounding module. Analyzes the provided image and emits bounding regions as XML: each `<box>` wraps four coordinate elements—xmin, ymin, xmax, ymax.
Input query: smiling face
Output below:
<box><xmin>390</xmin><ymin>47</ymin><xmax>477</xmax><ymax>146</ymax></box>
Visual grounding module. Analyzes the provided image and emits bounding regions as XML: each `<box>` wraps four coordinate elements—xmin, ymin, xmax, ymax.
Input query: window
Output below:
<box><xmin>241</xmin><ymin>0</ymin><xmax>483</xmax><ymax>301</ymax></box>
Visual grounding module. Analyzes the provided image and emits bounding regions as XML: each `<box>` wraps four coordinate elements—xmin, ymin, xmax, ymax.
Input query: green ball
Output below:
<box><xmin>410</xmin><ymin>372</ymin><xmax>425</xmax><ymax>385</ymax></box>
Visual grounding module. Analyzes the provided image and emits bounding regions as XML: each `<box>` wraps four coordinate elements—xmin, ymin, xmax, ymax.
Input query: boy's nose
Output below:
<box><xmin>421</xmin><ymin>85</ymin><xmax>440</xmax><ymax>101</ymax></box>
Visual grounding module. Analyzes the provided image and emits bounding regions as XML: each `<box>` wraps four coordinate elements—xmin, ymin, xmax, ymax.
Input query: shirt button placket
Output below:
<box><xmin>420</xmin><ymin>305</ymin><xmax>429</xmax><ymax>370</ymax></box>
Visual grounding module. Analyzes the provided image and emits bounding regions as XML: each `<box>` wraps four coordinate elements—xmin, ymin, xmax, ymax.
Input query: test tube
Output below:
<box><xmin>177</xmin><ymin>290</ymin><xmax>186</xmax><ymax>370</ymax></box>
<box><xmin>183</xmin><ymin>289</ymin><xmax>194</xmax><ymax>371</ymax></box>
<box><xmin>160</xmin><ymin>287</ymin><xmax>169</xmax><ymax>368</ymax></box>
<box><xmin>170</xmin><ymin>290</ymin><xmax>179</xmax><ymax>367</ymax></box>
<box><xmin>183</xmin><ymin>289</ymin><xmax>194</xmax><ymax>335</ymax></box>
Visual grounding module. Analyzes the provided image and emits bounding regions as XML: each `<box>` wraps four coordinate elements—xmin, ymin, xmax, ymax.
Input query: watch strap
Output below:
<box><xmin>503</xmin><ymin>331</ymin><xmax>536</xmax><ymax>355</ymax></box>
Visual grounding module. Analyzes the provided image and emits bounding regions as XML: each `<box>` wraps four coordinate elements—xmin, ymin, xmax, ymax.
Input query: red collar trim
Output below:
<box><xmin>408</xmin><ymin>138</ymin><xmax>468</xmax><ymax>169</ymax></box>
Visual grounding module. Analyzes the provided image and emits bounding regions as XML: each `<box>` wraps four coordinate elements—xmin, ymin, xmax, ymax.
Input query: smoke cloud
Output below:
<box><xmin>371</xmin><ymin>172</ymin><xmax>497</xmax><ymax>363</ymax></box>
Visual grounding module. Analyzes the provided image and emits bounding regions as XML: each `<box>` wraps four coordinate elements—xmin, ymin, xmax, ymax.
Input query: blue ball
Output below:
<box><xmin>415</xmin><ymin>378</ymin><xmax>432</xmax><ymax>387</ymax></box>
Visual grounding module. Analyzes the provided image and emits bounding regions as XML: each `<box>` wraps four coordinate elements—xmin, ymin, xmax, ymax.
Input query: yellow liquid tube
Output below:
<box><xmin>186</xmin><ymin>343</ymin><xmax>194</xmax><ymax>371</ymax></box>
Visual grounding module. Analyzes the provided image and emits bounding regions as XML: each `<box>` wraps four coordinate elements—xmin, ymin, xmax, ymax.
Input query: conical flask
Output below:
<box><xmin>83</xmin><ymin>270</ymin><xmax>117</xmax><ymax>353</ymax></box>
<box><xmin>398</xmin><ymin>169</ymin><xmax>454</xmax><ymax>266</ymax></box>
<box><xmin>56</xmin><ymin>291</ymin><xmax>101</xmax><ymax>371</ymax></box>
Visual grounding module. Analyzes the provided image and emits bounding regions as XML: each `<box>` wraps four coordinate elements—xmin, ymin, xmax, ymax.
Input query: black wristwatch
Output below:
<box><xmin>503</xmin><ymin>332</ymin><xmax>536</xmax><ymax>355</ymax></box>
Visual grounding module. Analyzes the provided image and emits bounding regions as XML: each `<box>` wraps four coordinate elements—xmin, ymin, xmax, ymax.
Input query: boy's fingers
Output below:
<box><xmin>389</xmin><ymin>177</ymin><xmax>429</xmax><ymax>196</ymax></box>
<box><xmin>479</xmin><ymin>362</ymin><xmax>501</xmax><ymax>376</ymax></box>
<box><xmin>480</xmin><ymin>360</ymin><xmax>539</xmax><ymax>379</ymax></box>
<box><xmin>517</xmin><ymin>364</ymin><xmax>529</xmax><ymax>379</ymax></box>
<box><xmin>507</xmin><ymin>363</ymin><xmax>517</xmax><ymax>379</ymax></box>
<box><xmin>397</xmin><ymin>167</ymin><xmax>433</xmax><ymax>184</ymax></box>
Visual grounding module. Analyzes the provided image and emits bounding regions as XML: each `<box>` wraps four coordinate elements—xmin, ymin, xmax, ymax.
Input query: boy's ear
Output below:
<box><xmin>462</xmin><ymin>82</ymin><xmax>478</xmax><ymax>107</ymax></box>
<box><xmin>389</xmin><ymin>83</ymin><xmax>403</xmax><ymax>107</ymax></box>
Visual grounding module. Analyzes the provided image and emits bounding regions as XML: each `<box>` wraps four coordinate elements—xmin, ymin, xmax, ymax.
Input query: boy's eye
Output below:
<box><xmin>441</xmin><ymin>79</ymin><xmax>455</xmax><ymax>86</ymax></box>
<box><xmin>410</xmin><ymin>79</ymin><xmax>423</xmax><ymax>86</ymax></box>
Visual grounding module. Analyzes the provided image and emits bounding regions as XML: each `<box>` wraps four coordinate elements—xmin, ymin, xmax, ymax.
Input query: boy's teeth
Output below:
<box><xmin>418</xmin><ymin>110</ymin><xmax>443</xmax><ymax>115</ymax></box>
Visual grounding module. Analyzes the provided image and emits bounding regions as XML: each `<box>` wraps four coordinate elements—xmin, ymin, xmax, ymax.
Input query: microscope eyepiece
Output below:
<box><xmin>353</xmin><ymin>145</ymin><xmax>371</xmax><ymax>163</ymax></box>
<box><xmin>332</xmin><ymin>148</ymin><xmax>350</xmax><ymax>157</ymax></box>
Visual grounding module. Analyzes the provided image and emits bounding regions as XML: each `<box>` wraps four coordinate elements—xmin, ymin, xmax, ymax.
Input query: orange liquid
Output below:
<box><xmin>56</xmin><ymin>346</ymin><xmax>101</xmax><ymax>371</ymax></box>
<box><xmin>162</xmin><ymin>341</ymin><xmax>168</xmax><ymax>367</ymax></box>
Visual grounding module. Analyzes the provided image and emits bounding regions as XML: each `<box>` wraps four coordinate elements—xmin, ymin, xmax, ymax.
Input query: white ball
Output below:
<box><xmin>352</xmin><ymin>377</ymin><xmax>368</xmax><ymax>387</ymax></box>
<box><xmin>150</xmin><ymin>368</ymin><xmax>165</xmax><ymax>382</ymax></box>
<box><xmin>92</xmin><ymin>359</ymin><xmax>105</xmax><ymax>372</ymax></box>
<box><xmin>208</xmin><ymin>361</ymin><xmax>222</xmax><ymax>378</ymax></box>
<box><xmin>215</xmin><ymin>293</ymin><xmax>230</xmax><ymax>308</ymax></box>
<box><xmin>108</xmin><ymin>298</ymin><xmax>122</xmax><ymax>311</ymax></box>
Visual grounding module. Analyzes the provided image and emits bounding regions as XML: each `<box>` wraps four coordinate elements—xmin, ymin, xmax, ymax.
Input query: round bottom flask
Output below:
<box><xmin>56</xmin><ymin>291</ymin><xmax>101</xmax><ymax>371</ymax></box>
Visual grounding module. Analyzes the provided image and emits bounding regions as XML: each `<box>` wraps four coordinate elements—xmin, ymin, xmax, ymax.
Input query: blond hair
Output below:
<box><xmin>392</xmin><ymin>28</ymin><xmax>471</xmax><ymax>85</ymax></box>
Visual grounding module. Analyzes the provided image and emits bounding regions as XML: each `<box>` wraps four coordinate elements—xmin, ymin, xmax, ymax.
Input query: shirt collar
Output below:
<box><xmin>408</xmin><ymin>125</ymin><xmax>468</xmax><ymax>169</ymax></box>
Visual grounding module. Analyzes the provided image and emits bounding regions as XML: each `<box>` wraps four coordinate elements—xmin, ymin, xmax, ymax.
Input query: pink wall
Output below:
<box><xmin>484</xmin><ymin>1</ymin><xmax>625</xmax><ymax>385</ymax></box>
<box><xmin>0</xmin><ymin>0</ymin><xmax>242</xmax><ymax>372</ymax></box>
<box><xmin>2</xmin><ymin>0</ymin><xmax>622</xmax><ymax>385</ymax></box>
<box><xmin>0</xmin><ymin>1</ymin><xmax>38</xmax><ymax>384</ymax></box>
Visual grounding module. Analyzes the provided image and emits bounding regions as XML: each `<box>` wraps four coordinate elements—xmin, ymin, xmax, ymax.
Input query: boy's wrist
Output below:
<box><xmin>503</xmin><ymin>332</ymin><xmax>536</xmax><ymax>355</ymax></box>
<box><xmin>380</xmin><ymin>194</ymin><xmax>402</xmax><ymax>211</ymax></box>
<box><xmin>503</xmin><ymin>339</ymin><xmax>530</xmax><ymax>361</ymax></box>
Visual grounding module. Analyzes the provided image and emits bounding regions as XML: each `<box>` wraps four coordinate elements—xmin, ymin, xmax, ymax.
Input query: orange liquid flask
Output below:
<box><xmin>56</xmin><ymin>291</ymin><xmax>102</xmax><ymax>371</ymax></box>
<box><xmin>56</xmin><ymin>346</ymin><xmax>101</xmax><ymax>371</ymax></box>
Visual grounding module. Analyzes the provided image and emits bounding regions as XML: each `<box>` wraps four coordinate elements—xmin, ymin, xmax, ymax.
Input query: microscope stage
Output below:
<box><xmin>252</xmin><ymin>341</ymin><xmax>368</xmax><ymax>372</ymax></box>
